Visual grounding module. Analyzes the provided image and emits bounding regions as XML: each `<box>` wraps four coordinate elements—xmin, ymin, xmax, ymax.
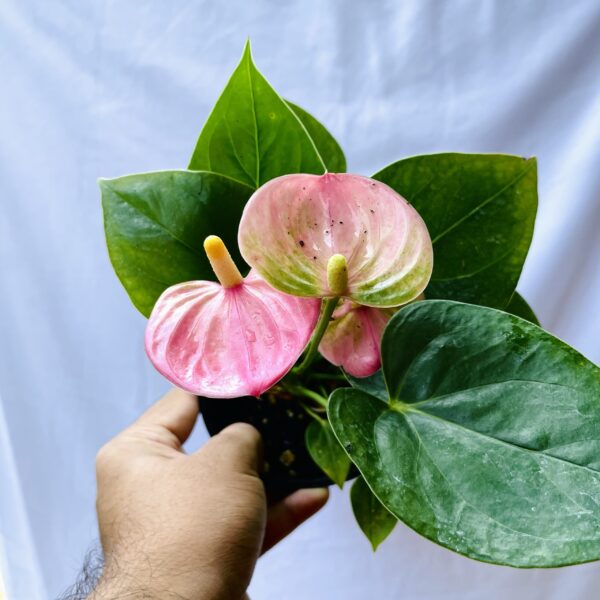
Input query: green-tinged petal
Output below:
<box><xmin>238</xmin><ymin>173</ymin><xmax>433</xmax><ymax>307</ymax></box>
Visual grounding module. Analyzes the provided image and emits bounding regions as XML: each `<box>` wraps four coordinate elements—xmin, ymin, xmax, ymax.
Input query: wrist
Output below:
<box><xmin>89</xmin><ymin>574</ymin><xmax>193</xmax><ymax>600</ymax></box>
<box><xmin>87</xmin><ymin>553</ymin><xmax>227</xmax><ymax>600</ymax></box>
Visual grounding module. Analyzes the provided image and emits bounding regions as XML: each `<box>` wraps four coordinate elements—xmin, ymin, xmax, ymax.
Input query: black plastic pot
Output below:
<box><xmin>199</xmin><ymin>388</ymin><xmax>357</xmax><ymax>501</ymax></box>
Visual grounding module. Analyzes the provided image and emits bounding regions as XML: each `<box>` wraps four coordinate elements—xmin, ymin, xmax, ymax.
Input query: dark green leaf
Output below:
<box><xmin>285</xmin><ymin>101</ymin><xmax>346</xmax><ymax>172</ymax></box>
<box><xmin>374</xmin><ymin>154</ymin><xmax>537</xmax><ymax>308</ymax></box>
<box><xmin>505</xmin><ymin>291</ymin><xmax>540</xmax><ymax>325</ymax></box>
<box><xmin>188</xmin><ymin>42</ymin><xmax>326</xmax><ymax>187</ymax></box>
<box><xmin>346</xmin><ymin>369</ymin><xmax>387</xmax><ymax>402</ymax></box>
<box><xmin>100</xmin><ymin>170</ymin><xmax>253</xmax><ymax>317</ymax></box>
<box><xmin>351</xmin><ymin>475</ymin><xmax>397</xmax><ymax>551</ymax></box>
<box><xmin>329</xmin><ymin>300</ymin><xmax>600</xmax><ymax>567</ymax></box>
<box><xmin>305</xmin><ymin>418</ymin><xmax>351</xmax><ymax>488</ymax></box>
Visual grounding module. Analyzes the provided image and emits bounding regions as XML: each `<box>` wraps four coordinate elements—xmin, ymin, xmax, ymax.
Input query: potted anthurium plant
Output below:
<box><xmin>101</xmin><ymin>42</ymin><xmax>600</xmax><ymax>566</ymax></box>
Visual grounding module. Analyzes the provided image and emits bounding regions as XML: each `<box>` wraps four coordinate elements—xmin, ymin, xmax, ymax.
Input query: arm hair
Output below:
<box><xmin>56</xmin><ymin>546</ymin><xmax>104</xmax><ymax>600</ymax></box>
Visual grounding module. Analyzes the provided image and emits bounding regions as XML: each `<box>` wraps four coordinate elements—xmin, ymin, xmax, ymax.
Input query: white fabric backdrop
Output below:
<box><xmin>1</xmin><ymin>0</ymin><xmax>600</xmax><ymax>598</ymax></box>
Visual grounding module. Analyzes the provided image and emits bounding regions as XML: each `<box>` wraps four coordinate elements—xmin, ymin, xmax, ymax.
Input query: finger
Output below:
<box><xmin>196</xmin><ymin>422</ymin><xmax>263</xmax><ymax>475</ymax></box>
<box><xmin>261</xmin><ymin>488</ymin><xmax>329</xmax><ymax>553</ymax></box>
<box><xmin>134</xmin><ymin>387</ymin><xmax>199</xmax><ymax>445</ymax></box>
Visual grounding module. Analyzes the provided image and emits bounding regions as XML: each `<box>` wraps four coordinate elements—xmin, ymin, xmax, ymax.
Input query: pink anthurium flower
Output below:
<box><xmin>238</xmin><ymin>173</ymin><xmax>433</xmax><ymax>308</ymax></box>
<box><xmin>319</xmin><ymin>293</ymin><xmax>425</xmax><ymax>378</ymax></box>
<box><xmin>318</xmin><ymin>301</ymin><xmax>394</xmax><ymax>377</ymax></box>
<box><xmin>145</xmin><ymin>236</ymin><xmax>320</xmax><ymax>398</ymax></box>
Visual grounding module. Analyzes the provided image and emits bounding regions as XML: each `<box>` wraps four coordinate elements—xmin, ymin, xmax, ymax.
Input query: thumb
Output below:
<box><xmin>134</xmin><ymin>388</ymin><xmax>199</xmax><ymax>443</ymax></box>
<box><xmin>195</xmin><ymin>422</ymin><xmax>264</xmax><ymax>476</ymax></box>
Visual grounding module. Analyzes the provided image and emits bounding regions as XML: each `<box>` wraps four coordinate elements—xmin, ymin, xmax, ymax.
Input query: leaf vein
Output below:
<box><xmin>431</xmin><ymin>159</ymin><xmax>535</xmax><ymax>245</ymax></box>
<box><xmin>109</xmin><ymin>190</ymin><xmax>201</xmax><ymax>257</ymax></box>
<box><xmin>404</xmin><ymin>413</ymin><xmax>597</xmax><ymax>542</ymax></box>
<box><xmin>408</xmin><ymin>406</ymin><xmax>600</xmax><ymax>477</ymax></box>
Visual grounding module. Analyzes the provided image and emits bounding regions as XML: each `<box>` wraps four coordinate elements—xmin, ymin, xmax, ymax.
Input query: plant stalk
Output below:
<box><xmin>294</xmin><ymin>297</ymin><xmax>339</xmax><ymax>375</ymax></box>
<box><xmin>300</xmin><ymin>402</ymin><xmax>326</xmax><ymax>423</ymax></box>
<box><xmin>292</xmin><ymin>385</ymin><xmax>328</xmax><ymax>408</ymax></box>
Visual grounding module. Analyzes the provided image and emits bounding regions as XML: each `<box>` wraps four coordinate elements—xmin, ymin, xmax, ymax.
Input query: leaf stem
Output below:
<box><xmin>300</xmin><ymin>402</ymin><xmax>325</xmax><ymax>423</ymax></box>
<box><xmin>286</xmin><ymin>384</ymin><xmax>328</xmax><ymax>408</ymax></box>
<box><xmin>294</xmin><ymin>297</ymin><xmax>339</xmax><ymax>375</ymax></box>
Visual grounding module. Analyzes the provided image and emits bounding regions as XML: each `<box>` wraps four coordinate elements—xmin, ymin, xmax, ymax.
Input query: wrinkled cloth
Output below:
<box><xmin>1</xmin><ymin>0</ymin><xmax>599</xmax><ymax>598</ymax></box>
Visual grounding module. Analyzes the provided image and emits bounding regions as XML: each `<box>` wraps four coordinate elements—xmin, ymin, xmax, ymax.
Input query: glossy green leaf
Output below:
<box><xmin>305</xmin><ymin>418</ymin><xmax>351</xmax><ymax>488</ymax></box>
<box><xmin>329</xmin><ymin>300</ymin><xmax>600</xmax><ymax>567</ymax></box>
<box><xmin>505</xmin><ymin>291</ymin><xmax>540</xmax><ymax>325</ymax></box>
<box><xmin>374</xmin><ymin>154</ymin><xmax>537</xmax><ymax>308</ymax></box>
<box><xmin>285</xmin><ymin>101</ymin><xmax>346</xmax><ymax>172</ymax></box>
<box><xmin>100</xmin><ymin>170</ymin><xmax>253</xmax><ymax>317</ymax></box>
<box><xmin>351</xmin><ymin>475</ymin><xmax>397</xmax><ymax>551</ymax></box>
<box><xmin>188</xmin><ymin>42</ymin><xmax>326</xmax><ymax>187</ymax></box>
<box><xmin>346</xmin><ymin>369</ymin><xmax>387</xmax><ymax>402</ymax></box>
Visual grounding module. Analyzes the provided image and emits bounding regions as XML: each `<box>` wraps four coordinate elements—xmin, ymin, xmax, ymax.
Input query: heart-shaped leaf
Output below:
<box><xmin>285</xmin><ymin>101</ymin><xmax>346</xmax><ymax>173</ymax></box>
<box><xmin>345</xmin><ymin>369</ymin><xmax>387</xmax><ymax>402</ymax></box>
<box><xmin>188</xmin><ymin>42</ymin><xmax>326</xmax><ymax>187</ymax></box>
<box><xmin>305</xmin><ymin>418</ymin><xmax>351</xmax><ymax>488</ymax></box>
<box><xmin>351</xmin><ymin>475</ymin><xmax>397</xmax><ymax>551</ymax></box>
<box><xmin>374</xmin><ymin>154</ymin><xmax>537</xmax><ymax>309</ymax></box>
<box><xmin>505</xmin><ymin>291</ymin><xmax>540</xmax><ymax>325</ymax></box>
<box><xmin>331</xmin><ymin>300</ymin><xmax>600</xmax><ymax>567</ymax></box>
<box><xmin>100</xmin><ymin>170</ymin><xmax>253</xmax><ymax>317</ymax></box>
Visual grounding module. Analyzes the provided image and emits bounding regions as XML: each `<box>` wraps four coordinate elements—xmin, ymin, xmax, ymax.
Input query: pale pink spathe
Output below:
<box><xmin>238</xmin><ymin>173</ymin><xmax>433</xmax><ymax>307</ymax></box>
<box><xmin>319</xmin><ymin>301</ymin><xmax>393</xmax><ymax>377</ymax></box>
<box><xmin>145</xmin><ymin>271</ymin><xmax>320</xmax><ymax>398</ymax></box>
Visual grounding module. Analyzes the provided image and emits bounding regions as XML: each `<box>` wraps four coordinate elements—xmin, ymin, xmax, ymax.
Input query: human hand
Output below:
<box><xmin>90</xmin><ymin>388</ymin><xmax>329</xmax><ymax>600</ymax></box>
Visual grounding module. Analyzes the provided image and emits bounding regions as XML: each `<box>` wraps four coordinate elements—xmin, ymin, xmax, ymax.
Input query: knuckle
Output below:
<box><xmin>221</xmin><ymin>422</ymin><xmax>261</xmax><ymax>445</ymax></box>
<box><xmin>95</xmin><ymin>441</ymin><xmax>117</xmax><ymax>471</ymax></box>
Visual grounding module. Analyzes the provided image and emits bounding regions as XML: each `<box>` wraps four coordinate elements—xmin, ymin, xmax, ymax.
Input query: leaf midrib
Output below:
<box><xmin>409</xmin><ymin>379</ymin><xmax>578</xmax><ymax>407</ymax></box>
<box><xmin>430</xmin><ymin>247</ymin><xmax>513</xmax><ymax>282</ymax></box>
<box><xmin>245</xmin><ymin>52</ymin><xmax>261</xmax><ymax>188</ymax></box>
<box><xmin>399</xmin><ymin>413</ymin><xmax>597</xmax><ymax>545</ymax></box>
<box><xmin>243</xmin><ymin>53</ymin><xmax>326</xmax><ymax>187</ymax></box>
<box><xmin>109</xmin><ymin>187</ymin><xmax>203</xmax><ymax>257</ymax></box>
<box><xmin>403</xmin><ymin>403</ymin><xmax>600</xmax><ymax>477</ymax></box>
<box><xmin>430</xmin><ymin>159</ymin><xmax>535</xmax><ymax>245</ymax></box>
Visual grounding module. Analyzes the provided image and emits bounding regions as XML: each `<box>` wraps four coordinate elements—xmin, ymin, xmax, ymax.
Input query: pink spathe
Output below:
<box><xmin>319</xmin><ymin>301</ymin><xmax>393</xmax><ymax>377</ymax></box>
<box><xmin>238</xmin><ymin>172</ymin><xmax>433</xmax><ymax>307</ymax></box>
<box><xmin>145</xmin><ymin>271</ymin><xmax>320</xmax><ymax>398</ymax></box>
